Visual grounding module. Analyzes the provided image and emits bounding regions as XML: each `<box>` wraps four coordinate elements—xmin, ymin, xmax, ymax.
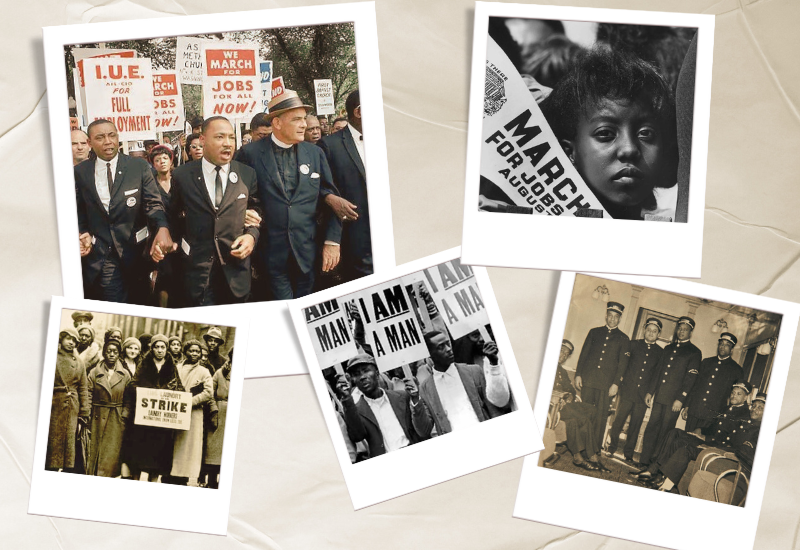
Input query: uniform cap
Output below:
<box><xmin>753</xmin><ymin>392</ymin><xmax>767</xmax><ymax>404</ymax></box>
<box><xmin>645</xmin><ymin>317</ymin><xmax>663</xmax><ymax>331</ymax></box>
<box><xmin>607</xmin><ymin>302</ymin><xmax>624</xmax><ymax>315</ymax></box>
<box><xmin>719</xmin><ymin>332</ymin><xmax>737</xmax><ymax>346</ymax></box>
<box><xmin>677</xmin><ymin>316</ymin><xmax>696</xmax><ymax>330</ymax></box>
<box><xmin>732</xmin><ymin>380</ymin><xmax>753</xmax><ymax>394</ymax></box>
<box><xmin>561</xmin><ymin>339</ymin><xmax>574</xmax><ymax>353</ymax></box>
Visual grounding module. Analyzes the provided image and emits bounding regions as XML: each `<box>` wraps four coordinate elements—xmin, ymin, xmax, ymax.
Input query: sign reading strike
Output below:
<box><xmin>202</xmin><ymin>43</ymin><xmax>261</xmax><ymax>120</ymax></box>
<box><xmin>176</xmin><ymin>36</ymin><xmax>212</xmax><ymax>85</ymax></box>
<box><xmin>83</xmin><ymin>57</ymin><xmax>156</xmax><ymax>141</ymax></box>
<box><xmin>152</xmin><ymin>71</ymin><xmax>185</xmax><ymax>131</ymax></box>
<box><xmin>349</xmin><ymin>282</ymin><xmax>428</xmax><ymax>372</ymax></box>
<box><xmin>134</xmin><ymin>387</ymin><xmax>191</xmax><ymax>430</ymax></box>
<box><xmin>314</xmin><ymin>79</ymin><xmax>335</xmax><ymax>115</ymax></box>
<box><xmin>305</xmin><ymin>299</ymin><xmax>359</xmax><ymax>368</ymax></box>
<box><xmin>260</xmin><ymin>61</ymin><xmax>273</xmax><ymax>112</ymax></box>
<box><xmin>481</xmin><ymin>37</ymin><xmax>607</xmax><ymax>217</ymax></box>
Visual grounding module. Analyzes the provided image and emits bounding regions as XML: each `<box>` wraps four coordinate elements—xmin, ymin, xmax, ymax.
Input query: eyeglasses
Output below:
<box><xmin>190</xmin><ymin>145</ymin><xmax>203</xmax><ymax>150</ymax></box>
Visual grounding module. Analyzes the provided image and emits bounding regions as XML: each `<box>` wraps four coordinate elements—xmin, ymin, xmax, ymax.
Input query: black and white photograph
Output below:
<box><xmin>29</xmin><ymin>297</ymin><xmax>249</xmax><ymax>534</ymax></box>
<box><xmin>288</xmin><ymin>248</ymin><xmax>541</xmax><ymax>509</ymax></box>
<box><xmin>514</xmin><ymin>272</ymin><xmax>800</xmax><ymax>550</ymax></box>
<box><xmin>462</xmin><ymin>4</ymin><xmax>714</xmax><ymax>277</ymax></box>
<box><xmin>43</xmin><ymin>3</ymin><xmax>393</xmax><ymax>377</ymax></box>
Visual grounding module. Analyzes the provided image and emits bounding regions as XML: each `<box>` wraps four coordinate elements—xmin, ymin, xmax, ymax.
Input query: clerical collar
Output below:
<box><xmin>271</xmin><ymin>134</ymin><xmax>293</xmax><ymax>149</ymax></box>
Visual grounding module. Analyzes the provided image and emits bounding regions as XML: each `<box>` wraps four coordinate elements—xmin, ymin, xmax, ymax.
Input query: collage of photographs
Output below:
<box><xmin>4</xmin><ymin>1</ymin><xmax>799</xmax><ymax>550</ymax></box>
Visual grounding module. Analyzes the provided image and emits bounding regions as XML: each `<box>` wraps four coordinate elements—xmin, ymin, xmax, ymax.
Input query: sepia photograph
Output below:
<box><xmin>288</xmin><ymin>247</ymin><xmax>541</xmax><ymax>509</ymax></box>
<box><xmin>462</xmin><ymin>4</ymin><xmax>714</xmax><ymax>277</ymax></box>
<box><xmin>43</xmin><ymin>3</ymin><xmax>393</xmax><ymax>377</ymax></box>
<box><xmin>514</xmin><ymin>272</ymin><xmax>800</xmax><ymax>550</ymax></box>
<box><xmin>29</xmin><ymin>297</ymin><xmax>249</xmax><ymax>534</ymax></box>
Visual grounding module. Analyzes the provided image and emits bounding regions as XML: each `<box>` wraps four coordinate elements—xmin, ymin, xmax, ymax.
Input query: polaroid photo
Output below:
<box><xmin>287</xmin><ymin>247</ymin><xmax>542</xmax><ymax>509</ymax></box>
<box><xmin>29</xmin><ymin>296</ymin><xmax>249</xmax><ymax>534</ymax></box>
<box><xmin>42</xmin><ymin>2</ymin><xmax>394</xmax><ymax>378</ymax></box>
<box><xmin>462</xmin><ymin>3</ymin><xmax>714</xmax><ymax>277</ymax></box>
<box><xmin>514</xmin><ymin>272</ymin><xmax>800</xmax><ymax>550</ymax></box>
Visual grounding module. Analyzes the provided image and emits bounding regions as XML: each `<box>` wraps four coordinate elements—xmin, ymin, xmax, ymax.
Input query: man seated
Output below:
<box><xmin>554</xmin><ymin>392</ymin><xmax>610</xmax><ymax>472</ymax></box>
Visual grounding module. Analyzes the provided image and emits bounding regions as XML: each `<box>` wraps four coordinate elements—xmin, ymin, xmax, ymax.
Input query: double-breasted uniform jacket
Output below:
<box><xmin>75</xmin><ymin>154</ymin><xmax>168</xmax><ymax>288</ymax></box>
<box><xmin>340</xmin><ymin>390</ymin><xmax>433</xmax><ymax>457</ymax></box>
<box><xmin>646</xmin><ymin>339</ymin><xmax>701</xmax><ymax>406</ymax></box>
<box><xmin>236</xmin><ymin>138</ymin><xmax>342</xmax><ymax>276</ymax></box>
<box><xmin>319</xmin><ymin>128</ymin><xmax>372</xmax><ymax>277</ymax></box>
<box><xmin>575</xmin><ymin>326</ymin><xmax>631</xmax><ymax>392</ymax></box>
<box><xmin>86</xmin><ymin>361</ymin><xmax>131</xmax><ymax>477</ymax></box>
<box><xmin>618</xmin><ymin>339</ymin><xmax>664</xmax><ymax>404</ymax></box>
<box><xmin>418</xmin><ymin>363</ymin><xmax>494</xmax><ymax>435</ymax></box>
<box><xmin>706</xmin><ymin>407</ymin><xmax>760</xmax><ymax>471</ymax></box>
<box><xmin>685</xmin><ymin>356</ymin><xmax>743</xmax><ymax>423</ymax></box>
<box><xmin>169</xmin><ymin>159</ymin><xmax>260</xmax><ymax>303</ymax></box>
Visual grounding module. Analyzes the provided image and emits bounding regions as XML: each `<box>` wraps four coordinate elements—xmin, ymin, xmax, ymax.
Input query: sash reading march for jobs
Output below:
<box><xmin>481</xmin><ymin>37</ymin><xmax>607</xmax><ymax>217</ymax></box>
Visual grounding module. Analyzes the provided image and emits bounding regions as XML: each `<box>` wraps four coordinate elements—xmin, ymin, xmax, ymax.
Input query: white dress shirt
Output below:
<box><xmin>346</xmin><ymin>123</ymin><xmax>365</xmax><ymax>165</ymax></box>
<box><xmin>432</xmin><ymin>364</ymin><xmax>480</xmax><ymax>431</ymax></box>
<box><xmin>201</xmin><ymin>158</ymin><xmax>230</xmax><ymax>208</ymax></box>
<box><xmin>93</xmin><ymin>154</ymin><xmax>119</xmax><ymax>213</ymax></box>
<box><xmin>363</xmin><ymin>389</ymin><xmax>409</xmax><ymax>452</ymax></box>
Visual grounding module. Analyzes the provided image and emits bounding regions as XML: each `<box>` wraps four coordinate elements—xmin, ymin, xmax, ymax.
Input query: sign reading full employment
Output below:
<box><xmin>314</xmin><ymin>79</ymin><xmax>335</xmax><ymax>115</ymax></box>
<box><xmin>134</xmin><ymin>387</ymin><xmax>192</xmax><ymax>431</ymax></box>
<box><xmin>72</xmin><ymin>48</ymin><xmax>136</xmax><ymax>127</ymax></box>
<box><xmin>152</xmin><ymin>71</ymin><xmax>185</xmax><ymax>131</ymax></box>
<box><xmin>202</xmin><ymin>43</ymin><xmax>261</xmax><ymax>120</ymax></box>
<box><xmin>83</xmin><ymin>57</ymin><xmax>156</xmax><ymax>141</ymax></box>
<box><xmin>347</xmin><ymin>282</ymin><xmax>429</xmax><ymax>372</ymax></box>
<box><xmin>176</xmin><ymin>36</ymin><xmax>213</xmax><ymax>85</ymax></box>
<box><xmin>305</xmin><ymin>299</ymin><xmax>359</xmax><ymax>368</ymax></box>
<box><xmin>406</xmin><ymin>259</ymin><xmax>490</xmax><ymax>341</ymax></box>
<box><xmin>481</xmin><ymin>37</ymin><xmax>607</xmax><ymax>217</ymax></box>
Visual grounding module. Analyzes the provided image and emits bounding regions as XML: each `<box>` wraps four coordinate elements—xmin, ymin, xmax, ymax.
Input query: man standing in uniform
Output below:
<box><xmin>75</xmin><ymin>119</ymin><xmax>173</xmax><ymax>302</ymax></box>
<box><xmin>574</xmin><ymin>301</ymin><xmax>631</xmax><ymax>453</ymax></box>
<box><xmin>638</xmin><ymin>316</ymin><xmax>701</xmax><ymax>465</ymax></box>
<box><xmin>683</xmin><ymin>332</ymin><xmax>743</xmax><ymax>434</ymax></box>
<box><xmin>606</xmin><ymin>317</ymin><xmax>664</xmax><ymax>464</ymax></box>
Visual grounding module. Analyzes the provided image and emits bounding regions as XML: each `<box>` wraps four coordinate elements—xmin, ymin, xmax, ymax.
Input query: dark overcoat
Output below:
<box><xmin>86</xmin><ymin>361</ymin><xmax>131</xmax><ymax>477</ymax></box>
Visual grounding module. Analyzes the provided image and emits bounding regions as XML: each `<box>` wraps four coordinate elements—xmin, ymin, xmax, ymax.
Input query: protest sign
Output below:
<box><xmin>348</xmin><ymin>281</ymin><xmax>429</xmax><ymax>372</ymax></box>
<box><xmin>152</xmin><ymin>70</ymin><xmax>185</xmax><ymax>131</ymax></box>
<box><xmin>176</xmin><ymin>36</ymin><xmax>213</xmax><ymax>85</ymax></box>
<box><xmin>260</xmin><ymin>61</ymin><xmax>273</xmax><ymax>112</ymax></box>
<box><xmin>83</xmin><ymin>57</ymin><xmax>156</xmax><ymax>141</ymax></box>
<box><xmin>72</xmin><ymin>48</ymin><xmax>136</xmax><ymax>127</ymax></box>
<box><xmin>404</xmin><ymin>259</ymin><xmax>490</xmax><ymax>341</ymax></box>
<box><xmin>314</xmin><ymin>79</ymin><xmax>335</xmax><ymax>115</ymax></box>
<box><xmin>481</xmin><ymin>37</ymin><xmax>607</xmax><ymax>217</ymax></box>
<box><xmin>304</xmin><ymin>299</ymin><xmax>359</xmax><ymax>368</ymax></box>
<box><xmin>134</xmin><ymin>387</ymin><xmax>192</xmax><ymax>430</ymax></box>
<box><xmin>202</xmin><ymin>42</ymin><xmax>261</xmax><ymax>120</ymax></box>
<box><xmin>271</xmin><ymin>76</ymin><xmax>285</xmax><ymax>100</ymax></box>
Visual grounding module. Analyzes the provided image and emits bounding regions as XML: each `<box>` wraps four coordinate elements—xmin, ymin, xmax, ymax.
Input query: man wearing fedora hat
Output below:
<box><xmin>203</xmin><ymin>327</ymin><xmax>227</xmax><ymax>374</ymax></box>
<box><xmin>236</xmin><ymin>89</ymin><xmax>342</xmax><ymax>300</ymax></box>
<box><xmin>574</xmin><ymin>301</ymin><xmax>631</xmax><ymax>456</ymax></box>
<box><xmin>606</xmin><ymin>317</ymin><xmax>665</xmax><ymax>464</ymax></box>
<box><xmin>683</xmin><ymin>332</ymin><xmax>744</xmax><ymax>435</ymax></box>
<box><xmin>638</xmin><ymin>316</ymin><xmax>702</xmax><ymax>465</ymax></box>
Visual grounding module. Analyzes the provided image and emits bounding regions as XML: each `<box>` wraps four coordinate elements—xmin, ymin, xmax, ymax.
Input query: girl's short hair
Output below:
<box><xmin>540</xmin><ymin>47</ymin><xmax>675</xmax><ymax>143</ymax></box>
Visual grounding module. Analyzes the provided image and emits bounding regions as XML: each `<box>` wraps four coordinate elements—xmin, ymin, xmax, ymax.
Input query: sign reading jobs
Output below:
<box><xmin>305</xmin><ymin>299</ymin><xmax>358</xmax><ymax>368</ymax></box>
<box><xmin>202</xmin><ymin>43</ymin><xmax>261</xmax><ymax>121</ymax></box>
<box><xmin>152</xmin><ymin>71</ymin><xmax>185</xmax><ymax>131</ymax></box>
<box><xmin>134</xmin><ymin>387</ymin><xmax>192</xmax><ymax>430</ymax></box>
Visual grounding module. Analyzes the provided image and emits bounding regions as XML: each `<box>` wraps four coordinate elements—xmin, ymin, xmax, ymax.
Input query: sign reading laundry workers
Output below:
<box><xmin>304</xmin><ymin>299</ymin><xmax>359</xmax><ymax>368</ymax></box>
<box><xmin>201</xmin><ymin>42</ymin><xmax>261</xmax><ymax>121</ymax></box>
<box><xmin>349</xmin><ymin>282</ymin><xmax>429</xmax><ymax>372</ymax></box>
<box><xmin>481</xmin><ymin>37</ymin><xmax>606</xmax><ymax>217</ymax></box>
<box><xmin>134</xmin><ymin>387</ymin><xmax>192</xmax><ymax>430</ymax></box>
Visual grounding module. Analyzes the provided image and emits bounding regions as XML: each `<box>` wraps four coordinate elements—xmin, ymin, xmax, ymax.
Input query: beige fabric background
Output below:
<box><xmin>3</xmin><ymin>0</ymin><xmax>800</xmax><ymax>548</ymax></box>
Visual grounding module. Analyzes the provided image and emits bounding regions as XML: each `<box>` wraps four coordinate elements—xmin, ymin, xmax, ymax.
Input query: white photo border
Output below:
<box><xmin>513</xmin><ymin>272</ymin><xmax>800</xmax><ymax>550</ymax></box>
<box><xmin>28</xmin><ymin>296</ymin><xmax>250</xmax><ymax>535</ymax></box>
<box><xmin>462</xmin><ymin>2</ymin><xmax>714</xmax><ymax>278</ymax></box>
<box><xmin>288</xmin><ymin>247</ymin><xmax>543</xmax><ymax>509</ymax></box>
<box><xmin>42</xmin><ymin>1</ymin><xmax>395</xmax><ymax>379</ymax></box>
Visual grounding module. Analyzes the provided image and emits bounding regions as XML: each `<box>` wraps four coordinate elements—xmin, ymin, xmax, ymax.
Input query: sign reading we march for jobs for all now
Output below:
<box><xmin>202</xmin><ymin>43</ymin><xmax>261</xmax><ymax>121</ymax></box>
<box><xmin>134</xmin><ymin>387</ymin><xmax>192</xmax><ymax>430</ymax></box>
<box><xmin>305</xmin><ymin>299</ymin><xmax>359</xmax><ymax>368</ymax></box>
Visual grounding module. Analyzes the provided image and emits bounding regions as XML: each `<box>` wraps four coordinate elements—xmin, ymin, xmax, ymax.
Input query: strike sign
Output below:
<box><xmin>202</xmin><ymin>43</ymin><xmax>261</xmax><ymax>121</ymax></box>
<box><xmin>134</xmin><ymin>387</ymin><xmax>192</xmax><ymax>430</ymax></box>
<box><xmin>152</xmin><ymin>71</ymin><xmax>185</xmax><ymax>131</ymax></box>
<box><xmin>314</xmin><ymin>79</ymin><xmax>335</xmax><ymax>116</ymax></box>
<box><xmin>305</xmin><ymin>299</ymin><xmax>359</xmax><ymax>368</ymax></box>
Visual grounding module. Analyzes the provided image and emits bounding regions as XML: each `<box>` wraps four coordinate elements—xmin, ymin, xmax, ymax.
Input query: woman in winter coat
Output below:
<box><xmin>170</xmin><ymin>339</ymin><xmax>212</xmax><ymax>485</ymax></box>
<box><xmin>46</xmin><ymin>328</ymin><xmax>90</xmax><ymax>471</ymax></box>
<box><xmin>204</xmin><ymin>351</ymin><xmax>232</xmax><ymax>488</ymax></box>
<box><xmin>120</xmin><ymin>337</ymin><xmax>142</xmax><ymax>377</ymax></box>
<box><xmin>77</xmin><ymin>325</ymin><xmax>102</xmax><ymax>374</ymax></box>
<box><xmin>86</xmin><ymin>339</ymin><xmax>131</xmax><ymax>477</ymax></box>
<box><xmin>124</xmin><ymin>334</ymin><xmax>184</xmax><ymax>482</ymax></box>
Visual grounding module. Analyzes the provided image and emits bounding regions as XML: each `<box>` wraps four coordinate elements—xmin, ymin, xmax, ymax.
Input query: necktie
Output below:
<box><xmin>106</xmin><ymin>162</ymin><xmax>114</xmax><ymax>193</ymax></box>
<box><xmin>214</xmin><ymin>165</ymin><xmax>222</xmax><ymax>209</ymax></box>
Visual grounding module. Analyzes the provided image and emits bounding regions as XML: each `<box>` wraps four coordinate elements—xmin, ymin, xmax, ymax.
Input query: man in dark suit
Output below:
<box><xmin>318</xmin><ymin>90</ymin><xmax>373</xmax><ymax>283</ymax></box>
<box><xmin>683</xmin><ymin>332</ymin><xmax>743</xmax><ymax>434</ymax></box>
<box><xmin>236</xmin><ymin>90</ymin><xmax>342</xmax><ymax>300</ymax></box>
<box><xmin>574</xmin><ymin>301</ymin><xmax>631</xmax><ymax>453</ymax></box>
<box><xmin>336</xmin><ymin>354</ymin><xmax>432</xmax><ymax>458</ymax></box>
<box><xmin>168</xmin><ymin>116</ymin><xmax>260</xmax><ymax>306</ymax></box>
<box><xmin>75</xmin><ymin>119</ymin><xmax>173</xmax><ymax>303</ymax></box>
<box><xmin>638</xmin><ymin>316</ymin><xmax>702</xmax><ymax>465</ymax></box>
<box><xmin>418</xmin><ymin>331</ymin><xmax>510</xmax><ymax>435</ymax></box>
<box><xmin>606</xmin><ymin>317</ymin><xmax>664</xmax><ymax>465</ymax></box>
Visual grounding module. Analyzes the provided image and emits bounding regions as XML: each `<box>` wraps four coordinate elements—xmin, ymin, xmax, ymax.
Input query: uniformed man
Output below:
<box><xmin>606</xmin><ymin>317</ymin><xmax>664</xmax><ymax>464</ymax></box>
<box><xmin>574</xmin><ymin>301</ymin><xmax>631</xmax><ymax>453</ymax></box>
<box><xmin>683</xmin><ymin>332</ymin><xmax>743</xmax><ymax>434</ymax></box>
<box><xmin>554</xmin><ymin>339</ymin><xmax>577</xmax><ymax>394</ymax></box>
<box><xmin>638</xmin><ymin>316</ymin><xmax>701</xmax><ymax>465</ymax></box>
